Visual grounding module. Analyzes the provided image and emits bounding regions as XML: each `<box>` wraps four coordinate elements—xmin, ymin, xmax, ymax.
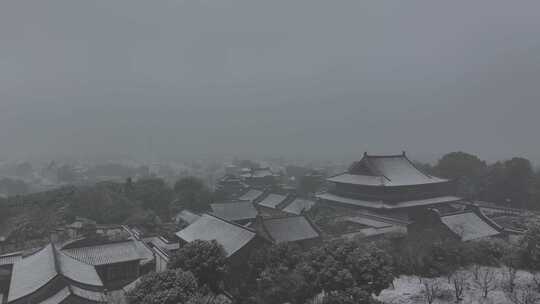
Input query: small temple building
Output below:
<box><xmin>317</xmin><ymin>152</ymin><xmax>462</xmax><ymax>220</ymax></box>
<box><xmin>407</xmin><ymin>206</ymin><xmax>505</xmax><ymax>242</ymax></box>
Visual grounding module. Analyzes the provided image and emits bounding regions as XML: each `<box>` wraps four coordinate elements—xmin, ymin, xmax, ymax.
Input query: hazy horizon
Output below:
<box><xmin>2</xmin><ymin>1</ymin><xmax>540</xmax><ymax>163</ymax></box>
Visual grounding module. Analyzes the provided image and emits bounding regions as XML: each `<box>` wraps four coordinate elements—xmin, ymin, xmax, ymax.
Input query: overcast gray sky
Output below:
<box><xmin>1</xmin><ymin>0</ymin><xmax>540</xmax><ymax>163</ymax></box>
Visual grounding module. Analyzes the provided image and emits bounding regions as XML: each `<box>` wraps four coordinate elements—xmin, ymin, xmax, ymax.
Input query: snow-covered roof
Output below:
<box><xmin>330</xmin><ymin>153</ymin><xmax>448</xmax><ymax>187</ymax></box>
<box><xmin>258</xmin><ymin>194</ymin><xmax>287</xmax><ymax>209</ymax></box>
<box><xmin>176</xmin><ymin>214</ymin><xmax>256</xmax><ymax>257</ymax></box>
<box><xmin>8</xmin><ymin>244</ymin><xmax>103</xmax><ymax>302</ymax></box>
<box><xmin>261</xmin><ymin>216</ymin><xmax>320</xmax><ymax>244</ymax></box>
<box><xmin>211</xmin><ymin>202</ymin><xmax>258</xmax><ymax>222</ymax></box>
<box><xmin>328</xmin><ymin>174</ymin><xmax>383</xmax><ymax>186</ymax></box>
<box><xmin>441</xmin><ymin>212</ymin><xmax>501</xmax><ymax>241</ymax></box>
<box><xmin>175</xmin><ymin>210</ymin><xmax>201</xmax><ymax>225</ymax></box>
<box><xmin>282</xmin><ymin>198</ymin><xmax>315</xmax><ymax>215</ymax></box>
<box><xmin>238</xmin><ymin>189</ymin><xmax>264</xmax><ymax>202</ymax></box>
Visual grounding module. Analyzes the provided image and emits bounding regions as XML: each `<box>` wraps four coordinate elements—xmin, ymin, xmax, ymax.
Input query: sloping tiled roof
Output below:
<box><xmin>56</xmin><ymin>250</ymin><xmax>103</xmax><ymax>286</ymax></box>
<box><xmin>8</xmin><ymin>244</ymin><xmax>103</xmax><ymax>302</ymax></box>
<box><xmin>238</xmin><ymin>189</ymin><xmax>264</xmax><ymax>202</ymax></box>
<box><xmin>176</xmin><ymin>214</ymin><xmax>256</xmax><ymax>257</ymax></box>
<box><xmin>441</xmin><ymin>212</ymin><xmax>501</xmax><ymax>241</ymax></box>
<box><xmin>175</xmin><ymin>210</ymin><xmax>201</xmax><ymax>225</ymax></box>
<box><xmin>328</xmin><ymin>174</ymin><xmax>383</xmax><ymax>186</ymax></box>
<box><xmin>282</xmin><ymin>198</ymin><xmax>315</xmax><ymax>215</ymax></box>
<box><xmin>211</xmin><ymin>202</ymin><xmax>258</xmax><ymax>222</ymax></box>
<box><xmin>262</xmin><ymin>216</ymin><xmax>320</xmax><ymax>244</ymax></box>
<box><xmin>258</xmin><ymin>194</ymin><xmax>287</xmax><ymax>209</ymax></box>
<box><xmin>62</xmin><ymin>240</ymin><xmax>143</xmax><ymax>266</ymax></box>
<box><xmin>8</xmin><ymin>245</ymin><xmax>57</xmax><ymax>302</ymax></box>
<box><xmin>366</xmin><ymin>155</ymin><xmax>447</xmax><ymax>186</ymax></box>
<box><xmin>331</xmin><ymin>154</ymin><xmax>448</xmax><ymax>187</ymax></box>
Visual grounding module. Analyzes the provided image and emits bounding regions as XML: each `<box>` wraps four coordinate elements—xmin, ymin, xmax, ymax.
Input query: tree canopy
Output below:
<box><xmin>171</xmin><ymin>240</ymin><xmax>228</xmax><ymax>292</ymax></box>
<box><xmin>127</xmin><ymin>269</ymin><xmax>199</xmax><ymax>304</ymax></box>
<box><xmin>173</xmin><ymin>177</ymin><xmax>213</xmax><ymax>212</ymax></box>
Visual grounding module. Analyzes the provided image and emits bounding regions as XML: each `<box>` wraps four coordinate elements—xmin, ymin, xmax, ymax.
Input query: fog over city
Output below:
<box><xmin>1</xmin><ymin>0</ymin><xmax>540</xmax><ymax>162</ymax></box>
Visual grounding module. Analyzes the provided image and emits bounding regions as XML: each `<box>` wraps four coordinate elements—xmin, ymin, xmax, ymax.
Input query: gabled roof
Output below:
<box><xmin>440</xmin><ymin>211</ymin><xmax>501</xmax><ymax>241</ymax></box>
<box><xmin>282</xmin><ymin>198</ymin><xmax>315</xmax><ymax>215</ymax></box>
<box><xmin>211</xmin><ymin>202</ymin><xmax>258</xmax><ymax>222</ymax></box>
<box><xmin>261</xmin><ymin>216</ymin><xmax>320</xmax><ymax>244</ymax></box>
<box><xmin>330</xmin><ymin>152</ymin><xmax>448</xmax><ymax>187</ymax></box>
<box><xmin>62</xmin><ymin>240</ymin><xmax>146</xmax><ymax>266</ymax></box>
<box><xmin>238</xmin><ymin>189</ymin><xmax>264</xmax><ymax>202</ymax></box>
<box><xmin>8</xmin><ymin>244</ymin><xmax>103</xmax><ymax>302</ymax></box>
<box><xmin>258</xmin><ymin>194</ymin><xmax>288</xmax><ymax>209</ymax></box>
<box><xmin>175</xmin><ymin>210</ymin><xmax>201</xmax><ymax>225</ymax></box>
<box><xmin>176</xmin><ymin>214</ymin><xmax>257</xmax><ymax>257</ymax></box>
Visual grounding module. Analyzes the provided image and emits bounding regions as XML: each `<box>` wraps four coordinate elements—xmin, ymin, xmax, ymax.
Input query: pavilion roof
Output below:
<box><xmin>329</xmin><ymin>153</ymin><xmax>448</xmax><ymax>187</ymax></box>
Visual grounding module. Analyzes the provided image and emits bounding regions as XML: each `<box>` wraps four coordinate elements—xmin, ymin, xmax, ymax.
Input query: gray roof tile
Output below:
<box><xmin>258</xmin><ymin>194</ymin><xmax>287</xmax><ymax>209</ymax></box>
<box><xmin>62</xmin><ymin>240</ymin><xmax>144</xmax><ymax>266</ymax></box>
<box><xmin>262</xmin><ymin>216</ymin><xmax>319</xmax><ymax>244</ymax></box>
<box><xmin>238</xmin><ymin>189</ymin><xmax>264</xmax><ymax>202</ymax></box>
<box><xmin>282</xmin><ymin>199</ymin><xmax>315</xmax><ymax>215</ymax></box>
<box><xmin>176</xmin><ymin>214</ymin><xmax>256</xmax><ymax>257</ymax></box>
<box><xmin>211</xmin><ymin>202</ymin><xmax>258</xmax><ymax>222</ymax></box>
<box><xmin>8</xmin><ymin>244</ymin><xmax>103</xmax><ymax>302</ymax></box>
<box><xmin>441</xmin><ymin>212</ymin><xmax>500</xmax><ymax>241</ymax></box>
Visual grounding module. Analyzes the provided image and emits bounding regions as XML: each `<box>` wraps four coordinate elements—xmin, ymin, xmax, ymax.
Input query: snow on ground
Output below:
<box><xmin>377</xmin><ymin>267</ymin><xmax>535</xmax><ymax>304</ymax></box>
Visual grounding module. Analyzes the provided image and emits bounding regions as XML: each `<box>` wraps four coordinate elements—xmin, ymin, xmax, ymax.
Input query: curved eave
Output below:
<box><xmin>327</xmin><ymin>178</ymin><xmax>452</xmax><ymax>188</ymax></box>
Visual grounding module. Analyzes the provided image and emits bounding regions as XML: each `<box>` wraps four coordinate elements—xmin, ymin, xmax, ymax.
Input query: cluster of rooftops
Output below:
<box><xmin>0</xmin><ymin>233</ymin><xmax>154</xmax><ymax>304</ymax></box>
<box><xmin>0</xmin><ymin>152</ymin><xmax>522</xmax><ymax>304</ymax></box>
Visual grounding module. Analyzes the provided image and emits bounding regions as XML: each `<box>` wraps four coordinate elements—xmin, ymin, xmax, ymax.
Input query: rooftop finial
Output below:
<box><xmin>402</xmin><ymin>150</ymin><xmax>406</xmax><ymax>156</ymax></box>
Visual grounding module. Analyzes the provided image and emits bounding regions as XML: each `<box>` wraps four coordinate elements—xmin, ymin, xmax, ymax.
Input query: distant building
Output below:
<box><xmin>317</xmin><ymin>152</ymin><xmax>462</xmax><ymax>221</ymax></box>
<box><xmin>214</xmin><ymin>175</ymin><xmax>249</xmax><ymax>201</ymax></box>
<box><xmin>240</xmin><ymin>167</ymin><xmax>279</xmax><ymax>189</ymax></box>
